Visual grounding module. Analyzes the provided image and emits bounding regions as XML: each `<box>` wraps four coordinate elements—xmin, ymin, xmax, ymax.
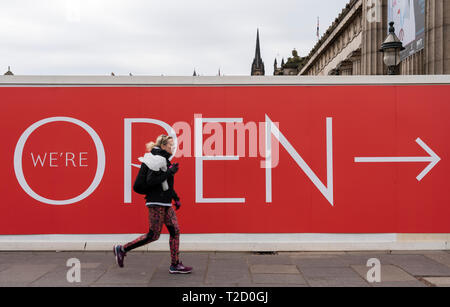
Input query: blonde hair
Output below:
<box><xmin>146</xmin><ymin>134</ymin><xmax>173</xmax><ymax>152</ymax></box>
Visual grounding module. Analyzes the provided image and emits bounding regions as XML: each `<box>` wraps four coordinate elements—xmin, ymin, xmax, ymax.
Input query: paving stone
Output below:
<box><xmin>22</xmin><ymin>253</ymin><xmax>108</xmax><ymax>271</ymax></box>
<box><xmin>206</xmin><ymin>274</ymin><xmax>251</xmax><ymax>285</ymax></box>
<box><xmin>81</xmin><ymin>262</ymin><xmax>102</xmax><ymax>269</ymax></box>
<box><xmin>190</xmin><ymin>255</ymin><xmax>250</xmax><ymax>285</ymax></box>
<box><xmin>208</xmin><ymin>258</ymin><xmax>249</xmax><ymax>271</ymax></box>
<box><xmin>338</xmin><ymin>254</ymin><xmax>389</xmax><ymax>266</ymax></box>
<box><xmin>210</xmin><ymin>252</ymin><xmax>250</xmax><ymax>259</ymax></box>
<box><xmin>250</xmin><ymin>264</ymin><xmax>299</xmax><ymax>274</ymax></box>
<box><xmin>424</xmin><ymin>253</ymin><xmax>450</xmax><ymax>267</ymax></box>
<box><xmin>370</xmin><ymin>280</ymin><xmax>427</xmax><ymax>287</ymax></box>
<box><xmin>30</xmin><ymin>267</ymin><xmax>107</xmax><ymax>287</ymax></box>
<box><xmin>0</xmin><ymin>252</ymin><xmax>34</xmax><ymax>264</ymax></box>
<box><xmin>37</xmin><ymin>252</ymin><xmax>114</xmax><ymax>270</ymax></box>
<box><xmin>382</xmin><ymin>255</ymin><xmax>450</xmax><ymax>277</ymax></box>
<box><xmin>401</xmin><ymin>265</ymin><xmax>450</xmax><ymax>277</ymax></box>
<box><xmin>248</xmin><ymin>255</ymin><xmax>293</xmax><ymax>265</ymax></box>
<box><xmin>180</xmin><ymin>252</ymin><xmax>212</xmax><ymax>258</ymax></box>
<box><xmin>292</xmin><ymin>254</ymin><xmax>385</xmax><ymax>267</ymax></box>
<box><xmin>251</xmin><ymin>273</ymin><xmax>307</xmax><ymax>285</ymax></box>
<box><xmin>289</xmin><ymin>255</ymin><xmax>338</xmax><ymax>260</ymax></box>
<box><xmin>30</xmin><ymin>283</ymin><xmax>83</xmax><ymax>287</ymax></box>
<box><xmin>93</xmin><ymin>267</ymin><xmax>153</xmax><ymax>284</ymax></box>
<box><xmin>205</xmin><ymin>268</ymin><xmax>251</xmax><ymax>285</ymax></box>
<box><xmin>0</xmin><ymin>251</ymin><xmax>448</xmax><ymax>287</ymax></box>
<box><xmin>299</xmin><ymin>266</ymin><xmax>362</xmax><ymax>279</ymax></box>
<box><xmin>306</xmin><ymin>277</ymin><xmax>369</xmax><ymax>287</ymax></box>
<box><xmin>382</xmin><ymin>254</ymin><xmax>438</xmax><ymax>265</ymax></box>
<box><xmin>284</xmin><ymin>252</ymin><xmax>347</xmax><ymax>257</ymax></box>
<box><xmin>351</xmin><ymin>264</ymin><xmax>417</xmax><ymax>282</ymax></box>
<box><xmin>0</xmin><ymin>264</ymin><xmax>57</xmax><ymax>284</ymax></box>
<box><xmin>32</xmin><ymin>251</ymin><xmax>88</xmax><ymax>258</ymax></box>
<box><xmin>291</xmin><ymin>257</ymin><xmax>348</xmax><ymax>267</ymax></box>
<box><xmin>0</xmin><ymin>263</ymin><xmax>11</xmax><ymax>273</ymax></box>
<box><xmin>0</xmin><ymin>282</ymin><xmax>34</xmax><ymax>287</ymax></box>
<box><xmin>422</xmin><ymin>277</ymin><xmax>450</xmax><ymax>287</ymax></box>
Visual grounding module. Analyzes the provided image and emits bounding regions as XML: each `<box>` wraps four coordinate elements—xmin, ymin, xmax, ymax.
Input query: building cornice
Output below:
<box><xmin>300</xmin><ymin>0</ymin><xmax>362</xmax><ymax>75</ymax></box>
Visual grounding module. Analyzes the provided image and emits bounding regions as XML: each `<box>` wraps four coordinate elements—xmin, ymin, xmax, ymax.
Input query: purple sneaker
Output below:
<box><xmin>169</xmin><ymin>262</ymin><xmax>193</xmax><ymax>274</ymax></box>
<box><xmin>113</xmin><ymin>245</ymin><xmax>126</xmax><ymax>268</ymax></box>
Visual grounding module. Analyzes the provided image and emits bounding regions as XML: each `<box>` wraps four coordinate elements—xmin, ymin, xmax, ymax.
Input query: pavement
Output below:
<box><xmin>1</xmin><ymin>250</ymin><xmax>450</xmax><ymax>287</ymax></box>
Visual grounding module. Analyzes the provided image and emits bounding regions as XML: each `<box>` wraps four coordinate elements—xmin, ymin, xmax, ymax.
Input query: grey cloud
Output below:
<box><xmin>1</xmin><ymin>0</ymin><xmax>350</xmax><ymax>76</ymax></box>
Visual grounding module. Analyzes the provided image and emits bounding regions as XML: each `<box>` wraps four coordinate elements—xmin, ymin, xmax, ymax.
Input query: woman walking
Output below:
<box><xmin>114</xmin><ymin>135</ymin><xmax>192</xmax><ymax>274</ymax></box>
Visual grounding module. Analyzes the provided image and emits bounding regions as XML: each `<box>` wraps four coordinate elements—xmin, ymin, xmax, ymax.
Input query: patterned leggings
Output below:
<box><xmin>123</xmin><ymin>206</ymin><xmax>180</xmax><ymax>265</ymax></box>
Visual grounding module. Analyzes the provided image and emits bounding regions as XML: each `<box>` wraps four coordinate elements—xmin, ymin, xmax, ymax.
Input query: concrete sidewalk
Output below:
<box><xmin>0</xmin><ymin>250</ymin><xmax>450</xmax><ymax>287</ymax></box>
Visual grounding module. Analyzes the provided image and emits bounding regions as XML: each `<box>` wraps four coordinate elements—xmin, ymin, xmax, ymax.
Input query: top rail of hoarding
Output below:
<box><xmin>0</xmin><ymin>75</ymin><xmax>450</xmax><ymax>87</ymax></box>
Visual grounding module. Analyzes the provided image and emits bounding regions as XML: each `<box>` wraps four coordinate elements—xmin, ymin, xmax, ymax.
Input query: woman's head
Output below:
<box><xmin>146</xmin><ymin>134</ymin><xmax>174</xmax><ymax>155</ymax></box>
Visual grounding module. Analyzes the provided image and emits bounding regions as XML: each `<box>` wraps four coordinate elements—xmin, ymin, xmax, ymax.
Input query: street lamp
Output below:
<box><xmin>379</xmin><ymin>22</ymin><xmax>405</xmax><ymax>75</ymax></box>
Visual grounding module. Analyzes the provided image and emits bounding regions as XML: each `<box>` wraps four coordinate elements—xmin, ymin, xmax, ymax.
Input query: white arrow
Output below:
<box><xmin>354</xmin><ymin>138</ymin><xmax>441</xmax><ymax>181</ymax></box>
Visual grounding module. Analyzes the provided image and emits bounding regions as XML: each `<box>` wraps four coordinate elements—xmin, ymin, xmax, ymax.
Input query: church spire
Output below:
<box><xmin>251</xmin><ymin>28</ymin><xmax>265</xmax><ymax>75</ymax></box>
<box><xmin>255</xmin><ymin>28</ymin><xmax>261</xmax><ymax>59</ymax></box>
<box><xmin>4</xmin><ymin>66</ymin><xmax>14</xmax><ymax>76</ymax></box>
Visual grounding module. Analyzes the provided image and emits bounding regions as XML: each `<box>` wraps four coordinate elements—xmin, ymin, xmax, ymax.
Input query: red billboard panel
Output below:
<box><xmin>1</xmin><ymin>85</ymin><xmax>449</xmax><ymax>234</ymax></box>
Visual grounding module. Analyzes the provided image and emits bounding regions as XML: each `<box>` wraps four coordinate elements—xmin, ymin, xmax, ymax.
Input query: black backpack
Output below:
<box><xmin>133</xmin><ymin>163</ymin><xmax>150</xmax><ymax>195</ymax></box>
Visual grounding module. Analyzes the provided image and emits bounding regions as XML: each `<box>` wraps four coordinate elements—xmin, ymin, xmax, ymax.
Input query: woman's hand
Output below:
<box><xmin>168</xmin><ymin>163</ymin><xmax>179</xmax><ymax>176</ymax></box>
<box><xmin>174</xmin><ymin>200</ymin><xmax>181</xmax><ymax>211</ymax></box>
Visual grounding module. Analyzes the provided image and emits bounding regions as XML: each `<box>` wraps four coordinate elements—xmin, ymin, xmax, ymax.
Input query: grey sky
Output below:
<box><xmin>1</xmin><ymin>0</ymin><xmax>350</xmax><ymax>76</ymax></box>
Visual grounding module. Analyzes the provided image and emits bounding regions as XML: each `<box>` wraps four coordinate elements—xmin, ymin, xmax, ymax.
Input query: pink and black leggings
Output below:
<box><xmin>123</xmin><ymin>206</ymin><xmax>180</xmax><ymax>265</ymax></box>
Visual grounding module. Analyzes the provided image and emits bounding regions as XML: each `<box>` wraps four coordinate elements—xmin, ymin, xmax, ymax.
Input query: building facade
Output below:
<box><xmin>299</xmin><ymin>0</ymin><xmax>450</xmax><ymax>76</ymax></box>
<box><xmin>274</xmin><ymin>49</ymin><xmax>307</xmax><ymax>75</ymax></box>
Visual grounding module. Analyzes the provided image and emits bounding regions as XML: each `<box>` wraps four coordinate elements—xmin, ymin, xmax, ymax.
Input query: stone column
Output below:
<box><xmin>361</xmin><ymin>0</ymin><xmax>388</xmax><ymax>75</ymax></box>
<box><xmin>400</xmin><ymin>49</ymin><xmax>425</xmax><ymax>75</ymax></box>
<box><xmin>347</xmin><ymin>49</ymin><xmax>362</xmax><ymax>75</ymax></box>
<box><xmin>425</xmin><ymin>0</ymin><xmax>450</xmax><ymax>74</ymax></box>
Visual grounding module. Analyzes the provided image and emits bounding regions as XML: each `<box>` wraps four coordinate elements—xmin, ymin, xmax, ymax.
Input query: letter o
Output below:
<box><xmin>14</xmin><ymin>117</ymin><xmax>106</xmax><ymax>205</ymax></box>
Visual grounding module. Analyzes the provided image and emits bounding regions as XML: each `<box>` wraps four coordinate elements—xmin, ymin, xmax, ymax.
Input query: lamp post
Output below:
<box><xmin>379</xmin><ymin>22</ymin><xmax>405</xmax><ymax>75</ymax></box>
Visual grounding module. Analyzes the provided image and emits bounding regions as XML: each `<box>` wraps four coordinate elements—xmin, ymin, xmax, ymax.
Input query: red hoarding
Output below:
<box><xmin>1</xmin><ymin>85</ymin><xmax>449</xmax><ymax>234</ymax></box>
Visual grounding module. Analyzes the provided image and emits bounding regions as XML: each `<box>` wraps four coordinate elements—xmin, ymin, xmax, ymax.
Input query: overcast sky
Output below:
<box><xmin>1</xmin><ymin>0</ymin><xmax>350</xmax><ymax>76</ymax></box>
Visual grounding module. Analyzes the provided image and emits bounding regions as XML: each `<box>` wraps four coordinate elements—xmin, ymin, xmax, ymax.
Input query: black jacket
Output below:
<box><xmin>142</xmin><ymin>147</ymin><xmax>180</xmax><ymax>204</ymax></box>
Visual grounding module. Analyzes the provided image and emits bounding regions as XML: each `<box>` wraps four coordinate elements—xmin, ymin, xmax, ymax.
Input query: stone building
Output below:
<box><xmin>299</xmin><ymin>0</ymin><xmax>450</xmax><ymax>75</ymax></box>
<box><xmin>274</xmin><ymin>49</ymin><xmax>307</xmax><ymax>75</ymax></box>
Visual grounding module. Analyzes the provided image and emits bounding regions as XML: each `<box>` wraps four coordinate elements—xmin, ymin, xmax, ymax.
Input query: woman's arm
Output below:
<box><xmin>146</xmin><ymin>169</ymin><xmax>169</xmax><ymax>186</ymax></box>
<box><xmin>146</xmin><ymin>163</ymin><xmax>179</xmax><ymax>186</ymax></box>
<box><xmin>172</xmin><ymin>189</ymin><xmax>180</xmax><ymax>202</ymax></box>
